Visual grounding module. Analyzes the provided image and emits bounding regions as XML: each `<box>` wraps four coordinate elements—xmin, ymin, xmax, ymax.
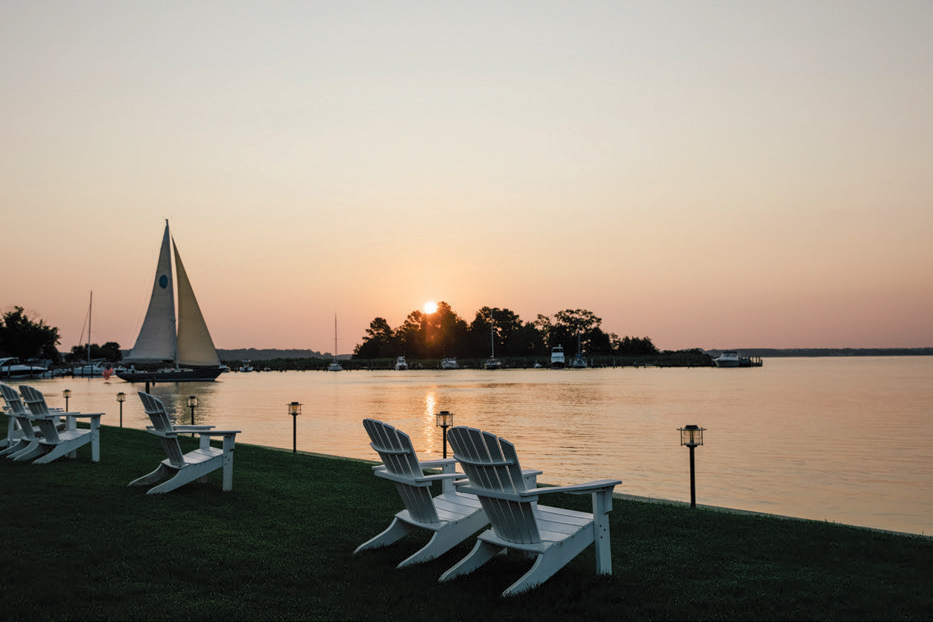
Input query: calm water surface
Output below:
<box><xmin>17</xmin><ymin>357</ymin><xmax>933</xmax><ymax>536</ymax></box>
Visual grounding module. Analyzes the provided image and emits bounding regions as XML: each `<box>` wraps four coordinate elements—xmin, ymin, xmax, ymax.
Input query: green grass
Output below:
<box><xmin>1</xmin><ymin>425</ymin><xmax>931</xmax><ymax>621</ymax></box>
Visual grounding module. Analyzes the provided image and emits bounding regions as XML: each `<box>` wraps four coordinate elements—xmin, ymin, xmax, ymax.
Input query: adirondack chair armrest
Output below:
<box><xmin>173</xmin><ymin>425</ymin><xmax>216</xmax><ymax>432</ymax></box>
<box><xmin>56</xmin><ymin>411</ymin><xmax>105</xmax><ymax>418</ymax></box>
<box><xmin>417</xmin><ymin>458</ymin><xmax>457</xmax><ymax>469</ymax></box>
<box><xmin>415</xmin><ymin>472</ymin><xmax>467</xmax><ymax>483</ymax></box>
<box><xmin>373</xmin><ymin>466</ymin><xmax>433</xmax><ymax>487</ymax></box>
<box><xmin>519</xmin><ymin>479</ymin><xmax>622</xmax><ymax>498</ymax></box>
<box><xmin>193</xmin><ymin>429</ymin><xmax>240</xmax><ymax>436</ymax></box>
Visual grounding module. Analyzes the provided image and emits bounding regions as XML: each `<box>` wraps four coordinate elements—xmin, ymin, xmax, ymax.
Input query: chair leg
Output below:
<box><xmin>128</xmin><ymin>463</ymin><xmax>173</xmax><ymax>487</ymax></box>
<box><xmin>501</xmin><ymin>553</ymin><xmax>561</xmax><ymax>597</ymax></box>
<box><xmin>33</xmin><ymin>441</ymin><xmax>82</xmax><ymax>464</ymax></box>
<box><xmin>396</xmin><ymin>509</ymin><xmax>488</xmax><ymax>568</ymax></box>
<box><xmin>354</xmin><ymin>517</ymin><xmax>415</xmax><ymax>554</ymax></box>
<box><xmin>221</xmin><ymin>447</ymin><xmax>234</xmax><ymax>491</ymax></box>
<box><xmin>11</xmin><ymin>441</ymin><xmax>45</xmax><ymax>462</ymax></box>
<box><xmin>438</xmin><ymin>540</ymin><xmax>505</xmax><ymax>583</ymax></box>
<box><xmin>0</xmin><ymin>439</ymin><xmax>28</xmax><ymax>457</ymax></box>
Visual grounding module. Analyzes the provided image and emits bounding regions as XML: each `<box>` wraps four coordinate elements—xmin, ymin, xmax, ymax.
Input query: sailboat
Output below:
<box><xmin>72</xmin><ymin>292</ymin><xmax>109</xmax><ymax>377</ymax></box>
<box><xmin>327</xmin><ymin>315</ymin><xmax>343</xmax><ymax>372</ymax></box>
<box><xmin>484</xmin><ymin>322</ymin><xmax>502</xmax><ymax>370</ymax></box>
<box><xmin>569</xmin><ymin>333</ymin><xmax>588</xmax><ymax>369</ymax></box>
<box><xmin>116</xmin><ymin>221</ymin><xmax>224</xmax><ymax>383</ymax></box>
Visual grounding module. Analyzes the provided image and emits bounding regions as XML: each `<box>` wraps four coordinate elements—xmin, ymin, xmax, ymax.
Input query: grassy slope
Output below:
<box><xmin>1</xmin><ymin>425</ymin><xmax>930</xmax><ymax>621</ymax></box>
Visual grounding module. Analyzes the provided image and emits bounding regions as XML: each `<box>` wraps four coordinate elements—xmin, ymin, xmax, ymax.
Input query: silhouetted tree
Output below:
<box><xmin>354</xmin><ymin>317</ymin><xmax>396</xmax><ymax>358</ymax></box>
<box><xmin>0</xmin><ymin>306</ymin><xmax>60</xmax><ymax>361</ymax></box>
<box><xmin>67</xmin><ymin>342</ymin><xmax>123</xmax><ymax>363</ymax></box>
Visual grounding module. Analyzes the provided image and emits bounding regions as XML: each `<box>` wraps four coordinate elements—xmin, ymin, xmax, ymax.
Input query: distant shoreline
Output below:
<box><xmin>211</xmin><ymin>347</ymin><xmax>933</xmax><ymax>362</ymax></box>
<box><xmin>705</xmin><ymin>347</ymin><xmax>933</xmax><ymax>358</ymax></box>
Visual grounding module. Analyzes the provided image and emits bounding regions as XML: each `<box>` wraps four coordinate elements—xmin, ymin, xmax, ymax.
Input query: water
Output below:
<box><xmin>11</xmin><ymin>356</ymin><xmax>932</xmax><ymax>536</ymax></box>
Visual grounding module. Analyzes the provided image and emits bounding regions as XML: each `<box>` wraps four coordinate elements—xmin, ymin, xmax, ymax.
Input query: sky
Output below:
<box><xmin>2</xmin><ymin>1</ymin><xmax>931</xmax><ymax>355</ymax></box>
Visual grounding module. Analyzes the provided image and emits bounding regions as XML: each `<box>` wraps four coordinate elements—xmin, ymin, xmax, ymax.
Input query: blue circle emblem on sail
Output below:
<box><xmin>159</xmin><ymin>274</ymin><xmax>169</xmax><ymax>289</ymax></box>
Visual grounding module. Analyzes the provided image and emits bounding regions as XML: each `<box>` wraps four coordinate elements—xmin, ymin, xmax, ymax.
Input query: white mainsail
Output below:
<box><xmin>126</xmin><ymin>223</ymin><xmax>177</xmax><ymax>363</ymax></box>
<box><xmin>125</xmin><ymin>221</ymin><xmax>219</xmax><ymax>368</ymax></box>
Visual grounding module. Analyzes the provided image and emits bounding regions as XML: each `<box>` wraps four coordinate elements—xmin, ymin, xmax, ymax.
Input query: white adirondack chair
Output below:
<box><xmin>129</xmin><ymin>391</ymin><xmax>240</xmax><ymax>494</ymax></box>
<box><xmin>1</xmin><ymin>383</ymin><xmax>69</xmax><ymax>458</ymax></box>
<box><xmin>17</xmin><ymin>385</ymin><xmax>104</xmax><ymax>464</ymax></box>
<box><xmin>0</xmin><ymin>383</ymin><xmax>42</xmax><ymax>458</ymax></box>
<box><xmin>440</xmin><ymin>426</ymin><xmax>622</xmax><ymax>596</ymax></box>
<box><xmin>354</xmin><ymin>418</ymin><xmax>493</xmax><ymax>568</ymax></box>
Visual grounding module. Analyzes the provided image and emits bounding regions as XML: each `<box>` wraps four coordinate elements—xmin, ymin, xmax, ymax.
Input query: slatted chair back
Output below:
<box><xmin>0</xmin><ymin>383</ymin><xmax>38</xmax><ymax>442</ymax></box>
<box><xmin>137</xmin><ymin>391</ymin><xmax>186</xmax><ymax>468</ymax></box>
<box><xmin>19</xmin><ymin>385</ymin><xmax>62</xmax><ymax>444</ymax></box>
<box><xmin>362</xmin><ymin>418</ymin><xmax>439</xmax><ymax>524</ymax></box>
<box><xmin>446</xmin><ymin>426</ymin><xmax>540</xmax><ymax>544</ymax></box>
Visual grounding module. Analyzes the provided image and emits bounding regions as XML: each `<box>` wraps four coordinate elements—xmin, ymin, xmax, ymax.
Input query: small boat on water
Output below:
<box><xmin>570</xmin><ymin>354</ymin><xmax>587</xmax><ymax>369</ymax></box>
<box><xmin>440</xmin><ymin>357</ymin><xmax>458</xmax><ymax>370</ymax></box>
<box><xmin>713</xmin><ymin>351</ymin><xmax>740</xmax><ymax>367</ymax></box>
<box><xmin>327</xmin><ymin>315</ymin><xmax>343</xmax><ymax>372</ymax></box>
<box><xmin>116</xmin><ymin>221</ymin><xmax>224</xmax><ymax>383</ymax></box>
<box><xmin>550</xmin><ymin>345</ymin><xmax>566</xmax><ymax>369</ymax></box>
<box><xmin>72</xmin><ymin>361</ymin><xmax>111</xmax><ymax>377</ymax></box>
<box><xmin>395</xmin><ymin>356</ymin><xmax>408</xmax><ymax>371</ymax></box>
<box><xmin>0</xmin><ymin>357</ymin><xmax>49</xmax><ymax>379</ymax></box>
<box><xmin>569</xmin><ymin>334</ymin><xmax>587</xmax><ymax>369</ymax></box>
<box><xmin>484</xmin><ymin>323</ymin><xmax>502</xmax><ymax>370</ymax></box>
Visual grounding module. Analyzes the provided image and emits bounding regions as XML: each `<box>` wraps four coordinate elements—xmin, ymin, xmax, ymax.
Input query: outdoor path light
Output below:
<box><xmin>436</xmin><ymin>410</ymin><xmax>454</xmax><ymax>458</ymax></box>
<box><xmin>187</xmin><ymin>395</ymin><xmax>198</xmax><ymax>425</ymax></box>
<box><xmin>679</xmin><ymin>424</ymin><xmax>706</xmax><ymax>508</ymax></box>
<box><xmin>117</xmin><ymin>392</ymin><xmax>125</xmax><ymax>427</ymax></box>
<box><xmin>63</xmin><ymin>389</ymin><xmax>71</xmax><ymax>411</ymax></box>
<box><xmin>288</xmin><ymin>401</ymin><xmax>302</xmax><ymax>453</ymax></box>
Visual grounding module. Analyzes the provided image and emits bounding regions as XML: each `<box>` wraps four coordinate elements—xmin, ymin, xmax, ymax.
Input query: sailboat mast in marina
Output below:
<box><xmin>117</xmin><ymin>221</ymin><xmax>223</xmax><ymax>383</ymax></box>
<box><xmin>327</xmin><ymin>315</ymin><xmax>343</xmax><ymax>372</ymax></box>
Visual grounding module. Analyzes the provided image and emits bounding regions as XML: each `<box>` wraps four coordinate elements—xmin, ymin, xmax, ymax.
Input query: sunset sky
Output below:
<box><xmin>2</xmin><ymin>1</ymin><xmax>931</xmax><ymax>355</ymax></box>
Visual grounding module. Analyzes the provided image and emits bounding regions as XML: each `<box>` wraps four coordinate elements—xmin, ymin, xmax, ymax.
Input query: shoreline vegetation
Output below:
<box><xmin>213</xmin><ymin>347</ymin><xmax>933</xmax><ymax>372</ymax></box>
<box><xmin>3</xmin><ymin>425</ymin><xmax>930</xmax><ymax>621</ymax></box>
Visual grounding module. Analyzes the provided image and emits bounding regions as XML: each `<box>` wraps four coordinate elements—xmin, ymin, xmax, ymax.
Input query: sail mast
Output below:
<box><xmin>88</xmin><ymin>292</ymin><xmax>92</xmax><ymax>365</ymax></box>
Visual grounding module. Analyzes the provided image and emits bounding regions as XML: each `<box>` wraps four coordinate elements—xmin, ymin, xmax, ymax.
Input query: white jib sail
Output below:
<box><xmin>174</xmin><ymin>237</ymin><xmax>220</xmax><ymax>367</ymax></box>
<box><xmin>125</xmin><ymin>222</ymin><xmax>178</xmax><ymax>363</ymax></box>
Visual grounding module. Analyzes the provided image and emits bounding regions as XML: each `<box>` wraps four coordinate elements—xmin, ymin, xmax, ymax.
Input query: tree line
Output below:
<box><xmin>353</xmin><ymin>303</ymin><xmax>659</xmax><ymax>360</ymax></box>
<box><xmin>0</xmin><ymin>306</ymin><xmax>122</xmax><ymax>365</ymax></box>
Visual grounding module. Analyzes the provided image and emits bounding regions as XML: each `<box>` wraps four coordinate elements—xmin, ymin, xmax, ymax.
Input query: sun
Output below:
<box><xmin>423</xmin><ymin>301</ymin><xmax>438</xmax><ymax>314</ymax></box>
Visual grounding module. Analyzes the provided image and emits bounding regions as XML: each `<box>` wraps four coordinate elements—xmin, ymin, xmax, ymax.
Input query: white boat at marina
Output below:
<box><xmin>484</xmin><ymin>323</ymin><xmax>502</xmax><ymax>370</ymax></box>
<box><xmin>440</xmin><ymin>357</ymin><xmax>458</xmax><ymax>370</ymax></box>
<box><xmin>550</xmin><ymin>345</ymin><xmax>566</xmax><ymax>369</ymax></box>
<box><xmin>72</xmin><ymin>292</ymin><xmax>108</xmax><ymax>377</ymax></box>
<box><xmin>395</xmin><ymin>356</ymin><xmax>408</xmax><ymax>370</ymax></box>
<box><xmin>72</xmin><ymin>361</ymin><xmax>110</xmax><ymax>377</ymax></box>
<box><xmin>0</xmin><ymin>357</ymin><xmax>48</xmax><ymax>379</ymax></box>
<box><xmin>569</xmin><ymin>334</ymin><xmax>587</xmax><ymax>369</ymax></box>
<box><xmin>713</xmin><ymin>351</ymin><xmax>741</xmax><ymax>367</ymax></box>
<box><xmin>116</xmin><ymin>221</ymin><xmax>224</xmax><ymax>383</ymax></box>
<box><xmin>327</xmin><ymin>315</ymin><xmax>343</xmax><ymax>372</ymax></box>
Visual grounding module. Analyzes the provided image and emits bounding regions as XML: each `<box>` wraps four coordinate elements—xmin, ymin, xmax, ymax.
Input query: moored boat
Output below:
<box><xmin>440</xmin><ymin>357</ymin><xmax>458</xmax><ymax>370</ymax></box>
<box><xmin>116</xmin><ymin>221</ymin><xmax>224</xmax><ymax>383</ymax></box>
<box><xmin>713</xmin><ymin>351</ymin><xmax>740</xmax><ymax>367</ymax></box>
<box><xmin>0</xmin><ymin>357</ymin><xmax>49</xmax><ymax>379</ymax></box>
<box><xmin>484</xmin><ymin>323</ymin><xmax>501</xmax><ymax>370</ymax></box>
<box><xmin>327</xmin><ymin>315</ymin><xmax>343</xmax><ymax>371</ymax></box>
<box><xmin>550</xmin><ymin>345</ymin><xmax>566</xmax><ymax>369</ymax></box>
<box><xmin>395</xmin><ymin>356</ymin><xmax>408</xmax><ymax>370</ymax></box>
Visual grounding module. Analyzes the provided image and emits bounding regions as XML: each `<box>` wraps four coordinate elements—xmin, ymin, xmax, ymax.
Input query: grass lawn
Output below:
<box><xmin>1</xmin><ymin>424</ymin><xmax>931</xmax><ymax>621</ymax></box>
